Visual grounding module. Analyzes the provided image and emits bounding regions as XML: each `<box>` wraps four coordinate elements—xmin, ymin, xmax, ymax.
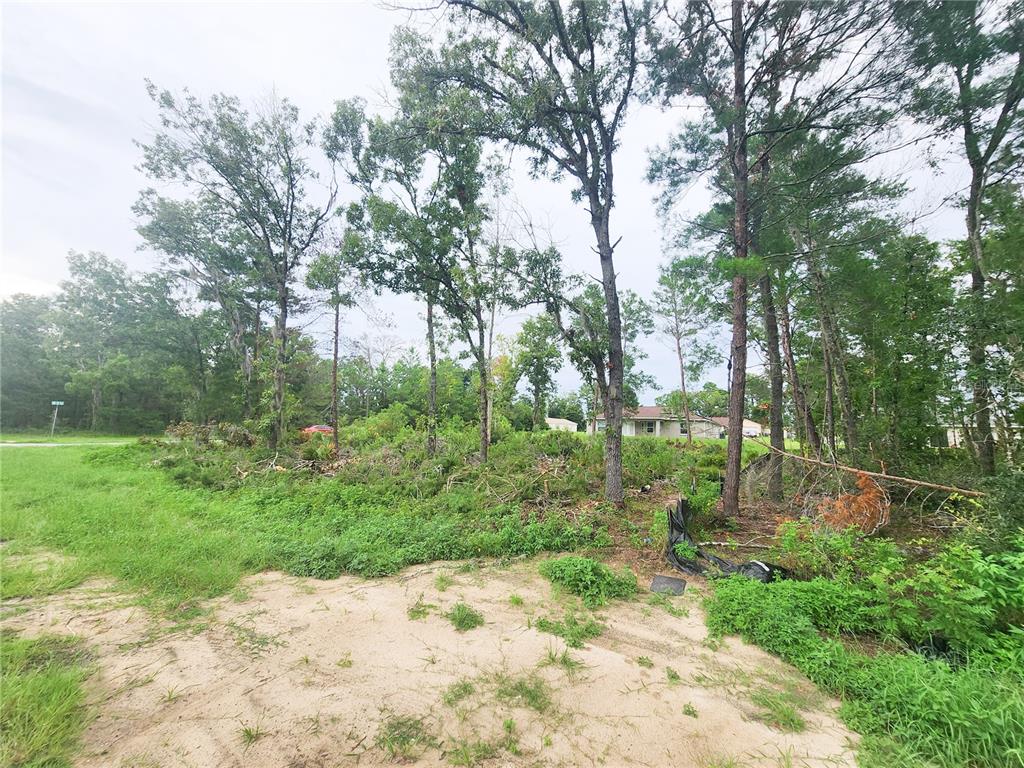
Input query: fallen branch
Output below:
<box><xmin>751</xmin><ymin>439</ymin><xmax>985</xmax><ymax>498</ymax></box>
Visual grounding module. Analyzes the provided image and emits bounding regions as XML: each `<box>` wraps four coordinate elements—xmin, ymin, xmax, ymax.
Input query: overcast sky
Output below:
<box><xmin>1</xmin><ymin>2</ymin><xmax>972</xmax><ymax>403</ymax></box>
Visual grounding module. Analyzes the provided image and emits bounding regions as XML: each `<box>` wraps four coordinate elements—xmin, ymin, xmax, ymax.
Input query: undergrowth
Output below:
<box><xmin>706</xmin><ymin>525</ymin><xmax>1024</xmax><ymax>767</ymax></box>
<box><xmin>0</xmin><ymin>422</ymin><xmax>733</xmax><ymax>610</ymax></box>
<box><xmin>538</xmin><ymin>556</ymin><xmax>637</xmax><ymax>607</ymax></box>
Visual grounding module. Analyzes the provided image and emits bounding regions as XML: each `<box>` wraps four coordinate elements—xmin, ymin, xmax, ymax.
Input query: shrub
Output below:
<box><xmin>538</xmin><ymin>556</ymin><xmax>637</xmax><ymax>607</ymax></box>
<box><xmin>446</xmin><ymin>603</ymin><xmax>484</xmax><ymax>632</ymax></box>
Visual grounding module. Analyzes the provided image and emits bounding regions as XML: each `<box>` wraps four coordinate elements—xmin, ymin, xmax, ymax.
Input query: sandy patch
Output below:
<box><xmin>2</xmin><ymin>560</ymin><xmax>857</xmax><ymax>768</ymax></box>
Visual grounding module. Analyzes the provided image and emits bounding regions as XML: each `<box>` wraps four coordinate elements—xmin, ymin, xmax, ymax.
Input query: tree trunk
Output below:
<box><xmin>475</xmin><ymin>328</ymin><xmax>489</xmax><ymax>463</ymax></box>
<box><xmin>268</xmin><ymin>269</ymin><xmax>288</xmax><ymax>452</ymax></box>
<box><xmin>592</xmin><ymin>209</ymin><xmax>625</xmax><ymax>506</ymax></box>
<box><xmin>759</xmin><ymin>275</ymin><xmax>785</xmax><ymax>501</ymax></box>
<box><xmin>806</xmin><ymin>250</ymin><xmax>857</xmax><ymax>455</ymax></box>
<box><xmin>822</xmin><ymin>339</ymin><xmax>838</xmax><ymax>459</ymax></box>
<box><xmin>777</xmin><ymin>286</ymin><xmax>822</xmax><ymax>458</ymax></box>
<box><xmin>722</xmin><ymin>0</ymin><xmax>749</xmax><ymax>518</ymax></box>
<box><xmin>966</xmin><ymin>170</ymin><xmax>996</xmax><ymax>474</ymax></box>
<box><xmin>426</xmin><ymin>295</ymin><xmax>438</xmax><ymax>458</ymax></box>
<box><xmin>674</xmin><ymin>334</ymin><xmax>693</xmax><ymax>446</ymax></box>
<box><xmin>532</xmin><ymin>387</ymin><xmax>544</xmax><ymax>429</ymax></box>
<box><xmin>331</xmin><ymin>301</ymin><xmax>340</xmax><ymax>459</ymax></box>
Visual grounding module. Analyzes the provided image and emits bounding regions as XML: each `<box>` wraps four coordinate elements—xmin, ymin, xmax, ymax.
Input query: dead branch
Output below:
<box><xmin>751</xmin><ymin>439</ymin><xmax>985</xmax><ymax>497</ymax></box>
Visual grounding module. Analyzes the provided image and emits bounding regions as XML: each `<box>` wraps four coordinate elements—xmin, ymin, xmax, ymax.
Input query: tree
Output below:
<box><xmin>899</xmin><ymin>0</ymin><xmax>1024</xmax><ymax>474</ymax></box>
<box><xmin>548</xmin><ymin>392</ymin><xmax>585</xmax><ymax>429</ymax></box>
<box><xmin>650</xmin><ymin>1</ymin><xmax>902</xmax><ymax>512</ymax></box>
<box><xmin>401</xmin><ymin>1</ymin><xmax>651</xmax><ymax>504</ymax></box>
<box><xmin>137</xmin><ymin>84</ymin><xmax>337</xmax><ymax>449</ymax></box>
<box><xmin>653</xmin><ymin>255</ymin><xmax>722</xmax><ymax>444</ymax></box>
<box><xmin>514</xmin><ymin>314</ymin><xmax>562</xmax><ymax>428</ymax></box>
<box><xmin>305</xmin><ymin>234</ymin><xmax>358</xmax><ymax>457</ymax></box>
<box><xmin>0</xmin><ymin>295</ymin><xmax>62</xmax><ymax>429</ymax></box>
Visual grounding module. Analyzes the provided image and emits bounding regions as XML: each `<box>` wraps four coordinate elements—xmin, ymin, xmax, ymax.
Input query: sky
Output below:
<box><xmin>1</xmin><ymin>2</ymin><xmax>973</xmax><ymax>404</ymax></box>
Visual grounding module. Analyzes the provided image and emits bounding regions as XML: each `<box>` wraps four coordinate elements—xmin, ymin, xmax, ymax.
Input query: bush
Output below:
<box><xmin>706</xmin><ymin>533</ymin><xmax>1024</xmax><ymax>767</ymax></box>
<box><xmin>538</xmin><ymin>556</ymin><xmax>636</xmax><ymax>607</ymax></box>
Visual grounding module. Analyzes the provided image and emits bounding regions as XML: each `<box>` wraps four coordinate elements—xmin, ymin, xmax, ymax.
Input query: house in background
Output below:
<box><xmin>587</xmin><ymin>406</ymin><xmax>764</xmax><ymax>439</ymax></box>
<box><xmin>544</xmin><ymin>417</ymin><xmax>578</xmax><ymax>432</ymax></box>
<box><xmin>588</xmin><ymin>406</ymin><xmax>717</xmax><ymax>437</ymax></box>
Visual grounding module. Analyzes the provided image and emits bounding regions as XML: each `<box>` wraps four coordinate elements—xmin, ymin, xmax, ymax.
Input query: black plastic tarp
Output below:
<box><xmin>664</xmin><ymin>498</ymin><xmax>789</xmax><ymax>583</ymax></box>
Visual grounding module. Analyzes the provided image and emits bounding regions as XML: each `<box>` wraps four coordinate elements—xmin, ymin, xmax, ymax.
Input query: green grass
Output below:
<box><xmin>534</xmin><ymin>608</ymin><xmax>604</xmax><ymax>648</ymax></box>
<box><xmin>0</xmin><ymin>557</ymin><xmax>89</xmax><ymax>599</ymax></box>
<box><xmin>493</xmin><ymin>673</ymin><xmax>552</xmax><ymax>713</ymax></box>
<box><xmin>0</xmin><ymin>633</ymin><xmax>92</xmax><ymax>768</ymax></box>
<box><xmin>749</xmin><ymin>689</ymin><xmax>806</xmax><ymax>732</ymax></box>
<box><xmin>446</xmin><ymin>602</ymin><xmax>484</xmax><ymax>631</ymax></box>
<box><xmin>442</xmin><ymin>679</ymin><xmax>475</xmax><ymax>706</ymax></box>
<box><xmin>0</xmin><ymin>432</ymin><xmax>135</xmax><ymax>444</ymax></box>
<box><xmin>0</xmin><ymin>444</ymin><xmax>606</xmax><ymax>611</ymax></box>
<box><xmin>375</xmin><ymin>715</ymin><xmax>438</xmax><ymax>760</ymax></box>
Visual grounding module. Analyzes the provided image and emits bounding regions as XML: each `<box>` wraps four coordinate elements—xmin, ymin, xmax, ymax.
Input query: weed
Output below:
<box><xmin>683</xmin><ymin>703</ymin><xmax>699</xmax><ymax>718</ymax></box>
<box><xmin>539</xmin><ymin>556</ymin><xmax>637</xmax><ymax>607</ymax></box>
<box><xmin>435</xmin><ymin>573</ymin><xmax>455</xmax><ymax>592</ymax></box>
<box><xmin>647</xmin><ymin>592</ymin><xmax>688</xmax><ymax>617</ymax></box>
<box><xmin>239</xmin><ymin>720</ymin><xmax>265</xmax><ymax>747</ymax></box>
<box><xmin>0</xmin><ymin>632</ymin><xmax>91</xmax><ymax>768</ymax></box>
<box><xmin>501</xmin><ymin>719</ymin><xmax>520</xmax><ymax>755</ymax></box>
<box><xmin>231</xmin><ymin>587</ymin><xmax>251</xmax><ymax>603</ymax></box>
<box><xmin>447</xmin><ymin>739</ymin><xmax>497</xmax><ymax>766</ymax></box>
<box><xmin>508</xmin><ymin>594</ymin><xmax>525</xmax><ymax>607</ymax></box>
<box><xmin>407</xmin><ymin>594</ymin><xmax>436</xmax><ymax>620</ymax></box>
<box><xmin>375</xmin><ymin>715</ymin><xmax>438</xmax><ymax>760</ymax></box>
<box><xmin>442</xmin><ymin>679</ymin><xmax>475</xmax><ymax>707</ymax></box>
<box><xmin>666</xmin><ymin>667</ymin><xmax>681</xmax><ymax>684</ymax></box>
<box><xmin>446</xmin><ymin>603</ymin><xmax>484</xmax><ymax>632</ymax></box>
<box><xmin>637</xmin><ymin>656</ymin><xmax>654</xmax><ymax>668</ymax></box>
<box><xmin>535</xmin><ymin>609</ymin><xmax>603</xmax><ymax>648</ymax></box>
<box><xmin>540</xmin><ymin>646</ymin><xmax>584</xmax><ymax>678</ymax></box>
<box><xmin>336</xmin><ymin>652</ymin><xmax>353</xmax><ymax>668</ymax></box>
<box><xmin>493</xmin><ymin>673</ymin><xmax>552</xmax><ymax>713</ymax></box>
<box><xmin>750</xmin><ymin>689</ymin><xmax>806</xmax><ymax>732</ymax></box>
<box><xmin>162</xmin><ymin>686</ymin><xmax>181</xmax><ymax>703</ymax></box>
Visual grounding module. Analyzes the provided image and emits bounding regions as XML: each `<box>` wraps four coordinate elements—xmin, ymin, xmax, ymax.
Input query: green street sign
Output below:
<box><xmin>51</xmin><ymin>400</ymin><xmax>64</xmax><ymax>406</ymax></box>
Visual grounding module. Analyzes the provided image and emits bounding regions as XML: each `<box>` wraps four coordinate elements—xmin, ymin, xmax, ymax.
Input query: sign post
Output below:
<box><xmin>50</xmin><ymin>400</ymin><xmax>64</xmax><ymax>438</ymax></box>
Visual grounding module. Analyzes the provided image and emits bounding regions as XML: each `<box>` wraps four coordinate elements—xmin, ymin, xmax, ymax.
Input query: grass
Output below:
<box><xmin>636</xmin><ymin>656</ymin><xmax>654</xmax><ymax>668</ymax></box>
<box><xmin>0</xmin><ymin>557</ymin><xmax>89</xmax><ymax>599</ymax></box>
<box><xmin>749</xmin><ymin>689</ymin><xmax>806</xmax><ymax>732</ymax></box>
<box><xmin>534</xmin><ymin>608</ymin><xmax>604</xmax><ymax>648</ymax></box>
<box><xmin>647</xmin><ymin>592</ymin><xmax>688</xmax><ymax>617</ymax></box>
<box><xmin>407</xmin><ymin>594</ymin><xmax>436</xmax><ymax>620</ymax></box>
<box><xmin>0</xmin><ymin>432</ymin><xmax>134</xmax><ymax>444</ymax></box>
<box><xmin>540</xmin><ymin>646</ymin><xmax>585</xmax><ymax>678</ymax></box>
<box><xmin>683</xmin><ymin>702</ymin><xmax>698</xmax><ymax>718</ymax></box>
<box><xmin>493</xmin><ymin>673</ymin><xmax>552</xmax><ymax>713</ymax></box>
<box><xmin>0</xmin><ymin>444</ymin><xmax>606</xmax><ymax>612</ymax></box>
<box><xmin>442</xmin><ymin>679</ymin><xmax>475</xmax><ymax>706</ymax></box>
<box><xmin>666</xmin><ymin>667</ymin><xmax>681</xmax><ymax>684</ymax></box>
<box><xmin>434</xmin><ymin>573</ymin><xmax>455</xmax><ymax>591</ymax></box>
<box><xmin>239</xmin><ymin>719</ymin><xmax>265</xmax><ymax>747</ymax></box>
<box><xmin>446</xmin><ymin>602</ymin><xmax>484</xmax><ymax>631</ymax></box>
<box><xmin>0</xmin><ymin>632</ymin><xmax>92</xmax><ymax>768</ymax></box>
<box><xmin>448</xmin><ymin>739</ymin><xmax>497</xmax><ymax>766</ymax></box>
<box><xmin>375</xmin><ymin>715</ymin><xmax>438</xmax><ymax>760</ymax></box>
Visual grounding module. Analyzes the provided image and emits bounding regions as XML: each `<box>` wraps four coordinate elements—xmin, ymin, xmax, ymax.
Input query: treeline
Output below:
<box><xmin>2</xmin><ymin>1</ymin><xmax>1022</xmax><ymax>511</ymax></box>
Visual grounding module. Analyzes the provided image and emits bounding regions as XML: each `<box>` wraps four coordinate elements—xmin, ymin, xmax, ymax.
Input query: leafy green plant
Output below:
<box><xmin>749</xmin><ymin>689</ymin><xmax>806</xmax><ymax>732</ymax></box>
<box><xmin>682</xmin><ymin>703</ymin><xmax>698</xmax><ymax>718</ymax></box>
<box><xmin>493</xmin><ymin>673</ymin><xmax>551</xmax><ymax>713</ymax></box>
<box><xmin>442</xmin><ymin>679</ymin><xmax>475</xmax><ymax>707</ymax></box>
<box><xmin>446</xmin><ymin>603</ymin><xmax>484</xmax><ymax>632</ymax></box>
<box><xmin>538</xmin><ymin>556</ymin><xmax>637</xmax><ymax>607</ymax></box>
<box><xmin>637</xmin><ymin>656</ymin><xmax>654</xmax><ymax>668</ymax></box>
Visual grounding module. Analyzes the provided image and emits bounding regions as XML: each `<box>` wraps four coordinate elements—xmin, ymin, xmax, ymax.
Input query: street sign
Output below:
<box><xmin>51</xmin><ymin>400</ymin><xmax>65</xmax><ymax>406</ymax></box>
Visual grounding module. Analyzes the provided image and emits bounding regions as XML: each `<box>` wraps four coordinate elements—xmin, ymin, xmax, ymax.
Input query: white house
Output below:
<box><xmin>545</xmin><ymin>417</ymin><xmax>578</xmax><ymax>432</ymax></box>
<box><xmin>587</xmin><ymin>406</ymin><xmax>764</xmax><ymax>439</ymax></box>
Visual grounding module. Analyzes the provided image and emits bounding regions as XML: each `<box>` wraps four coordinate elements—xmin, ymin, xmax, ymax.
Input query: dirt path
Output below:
<box><xmin>2</xmin><ymin>561</ymin><xmax>857</xmax><ymax>768</ymax></box>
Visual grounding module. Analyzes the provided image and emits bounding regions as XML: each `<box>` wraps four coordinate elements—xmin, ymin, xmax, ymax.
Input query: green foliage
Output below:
<box><xmin>446</xmin><ymin>603</ymin><xmax>484</xmax><ymax>632</ymax></box>
<box><xmin>749</xmin><ymin>689</ymin><xmax>806</xmax><ymax>733</ymax></box>
<box><xmin>0</xmin><ymin>633</ymin><xmax>91</xmax><ymax>768</ymax></box>
<box><xmin>706</xmin><ymin>530</ymin><xmax>1024</xmax><ymax>767</ymax></box>
<box><xmin>538</xmin><ymin>556</ymin><xmax>637</xmax><ymax>607</ymax></box>
<box><xmin>442</xmin><ymin>680</ymin><xmax>475</xmax><ymax>707</ymax></box>
<box><xmin>534</xmin><ymin>609</ymin><xmax>604</xmax><ymax>649</ymax></box>
<box><xmin>493</xmin><ymin>673</ymin><xmax>551</xmax><ymax>713</ymax></box>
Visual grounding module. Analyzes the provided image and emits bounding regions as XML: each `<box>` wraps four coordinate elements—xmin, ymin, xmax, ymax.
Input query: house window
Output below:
<box><xmin>637</xmin><ymin>420</ymin><xmax>656</xmax><ymax>434</ymax></box>
<box><xmin>679</xmin><ymin>422</ymin><xmax>688</xmax><ymax>435</ymax></box>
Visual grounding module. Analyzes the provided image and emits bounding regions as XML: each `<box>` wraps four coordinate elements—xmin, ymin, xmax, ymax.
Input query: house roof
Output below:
<box><xmin>544</xmin><ymin>417</ymin><xmax>577</xmax><ymax>427</ymax></box>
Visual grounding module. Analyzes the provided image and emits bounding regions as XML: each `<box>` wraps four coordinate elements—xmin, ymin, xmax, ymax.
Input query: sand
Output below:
<box><xmin>2</xmin><ymin>560</ymin><xmax>857</xmax><ymax>768</ymax></box>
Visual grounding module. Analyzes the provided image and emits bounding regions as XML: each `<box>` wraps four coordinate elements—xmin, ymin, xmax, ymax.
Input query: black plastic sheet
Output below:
<box><xmin>664</xmin><ymin>498</ymin><xmax>790</xmax><ymax>583</ymax></box>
